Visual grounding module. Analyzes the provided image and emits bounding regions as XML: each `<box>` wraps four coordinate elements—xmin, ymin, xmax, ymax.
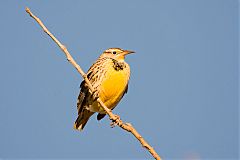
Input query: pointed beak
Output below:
<box><xmin>122</xmin><ymin>50</ymin><xmax>135</xmax><ymax>56</ymax></box>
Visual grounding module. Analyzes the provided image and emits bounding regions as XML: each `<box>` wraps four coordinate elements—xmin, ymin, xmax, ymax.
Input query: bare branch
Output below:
<box><xmin>25</xmin><ymin>7</ymin><xmax>162</xmax><ymax>160</ymax></box>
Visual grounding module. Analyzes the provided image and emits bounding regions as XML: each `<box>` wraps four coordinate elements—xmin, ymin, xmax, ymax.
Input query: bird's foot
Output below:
<box><xmin>110</xmin><ymin>115</ymin><xmax>121</xmax><ymax>128</ymax></box>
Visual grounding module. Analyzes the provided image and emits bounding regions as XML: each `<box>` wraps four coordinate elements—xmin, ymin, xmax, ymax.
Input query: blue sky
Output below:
<box><xmin>0</xmin><ymin>0</ymin><xmax>238</xmax><ymax>159</ymax></box>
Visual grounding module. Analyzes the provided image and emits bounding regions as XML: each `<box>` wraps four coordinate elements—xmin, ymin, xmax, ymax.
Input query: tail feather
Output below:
<box><xmin>97</xmin><ymin>113</ymin><xmax>106</xmax><ymax>121</ymax></box>
<box><xmin>74</xmin><ymin>109</ymin><xmax>94</xmax><ymax>131</ymax></box>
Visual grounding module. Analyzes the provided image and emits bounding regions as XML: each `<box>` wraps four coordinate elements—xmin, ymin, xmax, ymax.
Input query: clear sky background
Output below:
<box><xmin>0</xmin><ymin>0</ymin><xmax>238</xmax><ymax>159</ymax></box>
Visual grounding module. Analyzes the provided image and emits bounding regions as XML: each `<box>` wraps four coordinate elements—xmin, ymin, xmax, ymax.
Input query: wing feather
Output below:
<box><xmin>76</xmin><ymin>57</ymin><xmax>109</xmax><ymax>115</ymax></box>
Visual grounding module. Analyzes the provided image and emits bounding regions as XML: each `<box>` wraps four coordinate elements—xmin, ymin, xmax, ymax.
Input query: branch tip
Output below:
<box><xmin>25</xmin><ymin>7</ymin><xmax>31</xmax><ymax>14</ymax></box>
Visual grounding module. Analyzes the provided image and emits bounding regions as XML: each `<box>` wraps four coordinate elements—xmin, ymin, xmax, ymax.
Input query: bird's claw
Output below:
<box><xmin>110</xmin><ymin>115</ymin><xmax>120</xmax><ymax>128</ymax></box>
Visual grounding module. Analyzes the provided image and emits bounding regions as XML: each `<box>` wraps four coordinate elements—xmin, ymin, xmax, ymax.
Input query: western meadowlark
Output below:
<box><xmin>74</xmin><ymin>48</ymin><xmax>134</xmax><ymax>131</ymax></box>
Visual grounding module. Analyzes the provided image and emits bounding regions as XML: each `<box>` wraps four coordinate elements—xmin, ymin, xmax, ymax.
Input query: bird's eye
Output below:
<box><xmin>112</xmin><ymin>51</ymin><xmax>117</xmax><ymax>55</ymax></box>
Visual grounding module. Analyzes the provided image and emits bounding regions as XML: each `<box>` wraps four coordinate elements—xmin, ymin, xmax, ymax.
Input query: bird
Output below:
<box><xmin>74</xmin><ymin>48</ymin><xmax>134</xmax><ymax>131</ymax></box>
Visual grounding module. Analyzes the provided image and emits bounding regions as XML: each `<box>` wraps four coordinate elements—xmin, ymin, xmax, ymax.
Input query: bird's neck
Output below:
<box><xmin>111</xmin><ymin>59</ymin><xmax>127</xmax><ymax>71</ymax></box>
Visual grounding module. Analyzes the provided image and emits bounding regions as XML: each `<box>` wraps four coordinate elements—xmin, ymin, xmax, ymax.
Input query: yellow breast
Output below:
<box><xmin>99</xmin><ymin>63</ymin><xmax>130</xmax><ymax>110</ymax></box>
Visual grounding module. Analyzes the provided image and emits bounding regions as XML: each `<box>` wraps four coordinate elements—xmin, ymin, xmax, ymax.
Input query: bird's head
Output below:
<box><xmin>100</xmin><ymin>48</ymin><xmax>135</xmax><ymax>61</ymax></box>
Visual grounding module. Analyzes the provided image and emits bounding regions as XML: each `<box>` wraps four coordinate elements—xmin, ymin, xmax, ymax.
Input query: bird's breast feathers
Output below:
<box><xmin>99</xmin><ymin>60</ymin><xmax>130</xmax><ymax>109</ymax></box>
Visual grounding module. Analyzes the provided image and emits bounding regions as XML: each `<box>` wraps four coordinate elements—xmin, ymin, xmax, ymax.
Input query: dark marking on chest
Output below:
<box><xmin>112</xmin><ymin>59</ymin><xmax>126</xmax><ymax>71</ymax></box>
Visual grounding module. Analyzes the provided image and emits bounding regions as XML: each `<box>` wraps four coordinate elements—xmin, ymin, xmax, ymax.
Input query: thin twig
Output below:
<box><xmin>25</xmin><ymin>7</ymin><xmax>162</xmax><ymax>160</ymax></box>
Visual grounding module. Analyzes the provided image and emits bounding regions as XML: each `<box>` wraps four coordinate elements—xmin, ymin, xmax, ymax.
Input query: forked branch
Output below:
<box><xmin>25</xmin><ymin>7</ymin><xmax>161</xmax><ymax>160</ymax></box>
